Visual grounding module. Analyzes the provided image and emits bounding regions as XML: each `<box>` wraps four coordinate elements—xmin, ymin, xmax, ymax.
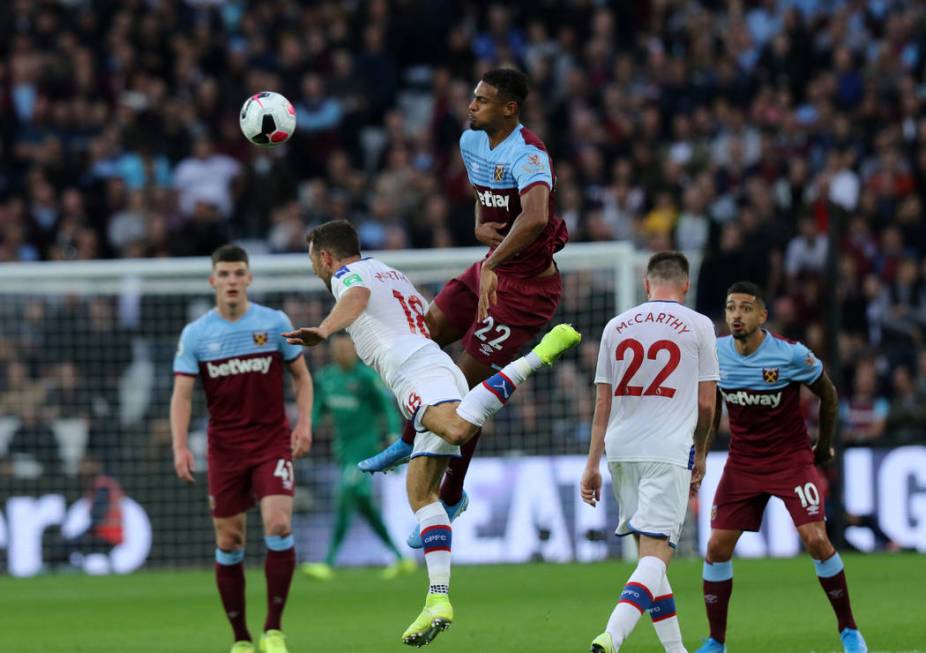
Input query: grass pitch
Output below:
<box><xmin>1</xmin><ymin>553</ymin><xmax>922</xmax><ymax>652</ymax></box>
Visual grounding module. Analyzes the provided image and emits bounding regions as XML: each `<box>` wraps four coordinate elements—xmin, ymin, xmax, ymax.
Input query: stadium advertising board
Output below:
<box><xmin>1</xmin><ymin>447</ymin><xmax>923</xmax><ymax>576</ymax></box>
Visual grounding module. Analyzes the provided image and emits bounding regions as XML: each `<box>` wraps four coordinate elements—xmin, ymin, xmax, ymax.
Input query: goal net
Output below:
<box><xmin>0</xmin><ymin>242</ymin><xmax>667</xmax><ymax>575</ymax></box>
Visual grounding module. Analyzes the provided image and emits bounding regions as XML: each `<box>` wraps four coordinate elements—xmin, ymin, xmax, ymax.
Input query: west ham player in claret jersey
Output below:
<box><xmin>171</xmin><ymin>245</ymin><xmax>313</xmax><ymax>653</ymax></box>
<box><xmin>582</xmin><ymin>252</ymin><xmax>718</xmax><ymax>653</ymax></box>
<box><xmin>695</xmin><ymin>282</ymin><xmax>867</xmax><ymax>653</ymax></box>
<box><xmin>359</xmin><ymin>67</ymin><xmax>568</xmax><ymax>550</ymax></box>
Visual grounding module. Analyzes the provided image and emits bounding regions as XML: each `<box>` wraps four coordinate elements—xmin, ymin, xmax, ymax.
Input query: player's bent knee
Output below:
<box><xmin>265</xmin><ymin>518</ymin><xmax>291</xmax><ymax>537</ymax></box>
<box><xmin>444</xmin><ymin>421</ymin><xmax>473</xmax><ymax>446</ymax></box>
<box><xmin>216</xmin><ymin>532</ymin><xmax>245</xmax><ymax>550</ymax></box>
<box><xmin>801</xmin><ymin>530</ymin><xmax>833</xmax><ymax>558</ymax></box>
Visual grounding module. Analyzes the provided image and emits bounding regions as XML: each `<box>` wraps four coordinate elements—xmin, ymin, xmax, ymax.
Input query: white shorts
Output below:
<box><xmin>608</xmin><ymin>461</ymin><xmax>691</xmax><ymax>547</ymax></box>
<box><xmin>390</xmin><ymin>346</ymin><xmax>467</xmax><ymax>459</ymax></box>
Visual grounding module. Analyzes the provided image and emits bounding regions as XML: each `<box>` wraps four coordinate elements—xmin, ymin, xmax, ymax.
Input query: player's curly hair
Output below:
<box><xmin>482</xmin><ymin>68</ymin><xmax>529</xmax><ymax>111</ymax></box>
<box><xmin>306</xmin><ymin>220</ymin><xmax>361</xmax><ymax>258</ymax></box>
<box><xmin>211</xmin><ymin>244</ymin><xmax>249</xmax><ymax>267</ymax></box>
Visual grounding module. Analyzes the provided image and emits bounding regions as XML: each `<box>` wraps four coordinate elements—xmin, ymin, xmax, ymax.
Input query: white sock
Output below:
<box><xmin>455</xmin><ymin>353</ymin><xmax>542</xmax><ymax>427</ymax></box>
<box><xmin>606</xmin><ymin>556</ymin><xmax>667</xmax><ymax>647</ymax></box>
<box><xmin>650</xmin><ymin>573</ymin><xmax>686</xmax><ymax>653</ymax></box>
<box><xmin>416</xmin><ymin>502</ymin><xmax>451</xmax><ymax>594</ymax></box>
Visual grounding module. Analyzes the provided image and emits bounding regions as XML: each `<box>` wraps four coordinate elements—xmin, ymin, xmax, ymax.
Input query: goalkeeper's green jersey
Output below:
<box><xmin>313</xmin><ymin>361</ymin><xmax>402</xmax><ymax>465</ymax></box>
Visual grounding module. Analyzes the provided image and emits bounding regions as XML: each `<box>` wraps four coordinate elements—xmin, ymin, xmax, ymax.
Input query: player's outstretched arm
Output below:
<box><xmin>169</xmin><ymin>374</ymin><xmax>197</xmax><ymax>483</ymax></box>
<box><xmin>284</xmin><ymin>287</ymin><xmax>371</xmax><ymax>346</ymax></box>
<box><xmin>287</xmin><ymin>356</ymin><xmax>314</xmax><ymax>458</ymax></box>
<box><xmin>581</xmin><ymin>383</ymin><xmax>612</xmax><ymax>507</ymax></box>
<box><xmin>808</xmin><ymin>371</ymin><xmax>838</xmax><ymax>465</ymax></box>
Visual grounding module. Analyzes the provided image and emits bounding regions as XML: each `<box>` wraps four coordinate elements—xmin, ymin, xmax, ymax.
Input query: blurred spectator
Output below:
<box><xmin>885</xmin><ymin>366</ymin><xmax>926</xmax><ymax>444</ymax></box>
<box><xmin>172</xmin><ymin>136</ymin><xmax>241</xmax><ymax>219</ymax></box>
<box><xmin>840</xmin><ymin>360</ymin><xmax>889</xmax><ymax>445</ymax></box>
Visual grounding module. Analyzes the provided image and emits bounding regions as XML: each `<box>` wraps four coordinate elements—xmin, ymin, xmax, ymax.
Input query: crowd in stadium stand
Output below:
<box><xmin>1</xmin><ymin>0</ymin><xmax>925</xmax><ymax>476</ymax></box>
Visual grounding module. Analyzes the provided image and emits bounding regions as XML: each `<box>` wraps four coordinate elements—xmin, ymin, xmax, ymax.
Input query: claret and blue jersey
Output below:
<box><xmin>173</xmin><ymin>303</ymin><xmax>303</xmax><ymax>459</ymax></box>
<box><xmin>717</xmin><ymin>330</ymin><xmax>824</xmax><ymax>470</ymax></box>
<box><xmin>459</xmin><ymin>125</ymin><xmax>568</xmax><ymax>278</ymax></box>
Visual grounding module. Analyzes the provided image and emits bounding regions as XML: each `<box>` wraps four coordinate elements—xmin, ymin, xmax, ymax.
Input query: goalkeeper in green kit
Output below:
<box><xmin>301</xmin><ymin>335</ymin><xmax>416</xmax><ymax>580</ymax></box>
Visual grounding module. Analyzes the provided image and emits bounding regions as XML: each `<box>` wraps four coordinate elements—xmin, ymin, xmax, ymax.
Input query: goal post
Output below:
<box><xmin>0</xmin><ymin>241</ymin><xmax>655</xmax><ymax>574</ymax></box>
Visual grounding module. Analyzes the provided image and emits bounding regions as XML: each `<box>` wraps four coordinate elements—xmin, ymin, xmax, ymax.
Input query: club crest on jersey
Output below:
<box><xmin>494</xmin><ymin>164</ymin><xmax>505</xmax><ymax>182</ymax></box>
<box><xmin>252</xmin><ymin>331</ymin><xmax>268</xmax><ymax>346</ymax></box>
<box><xmin>805</xmin><ymin>353</ymin><xmax>816</xmax><ymax>367</ymax></box>
<box><xmin>762</xmin><ymin>368</ymin><xmax>779</xmax><ymax>383</ymax></box>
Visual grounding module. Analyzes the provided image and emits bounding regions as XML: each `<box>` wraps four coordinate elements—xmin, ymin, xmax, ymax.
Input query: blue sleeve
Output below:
<box><xmin>459</xmin><ymin>131</ymin><xmax>477</xmax><ymax>185</ymax></box>
<box><xmin>788</xmin><ymin>341</ymin><xmax>824</xmax><ymax>385</ymax></box>
<box><xmin>512</xmin><ymin>146</ymin><xmax>553</xmax><ymax>193</ymax></box>
<box><xmin>278</xmin><ymin>311</ymin><xmax>303</xmax><ymax>363</ymax></box>
<box><xmin>173</xmin><ymin>324</ymin><xmax>199</xmax><ymax>375</ymax></box>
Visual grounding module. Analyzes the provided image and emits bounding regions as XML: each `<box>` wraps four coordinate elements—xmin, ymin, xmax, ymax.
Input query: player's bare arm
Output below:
<box><xmin>283</xmin><ymin>286</ymin><xmax>371</xmax><ymax>346</ymax></box>
<box><xmin>807</xmin><ymin>371</ymin><xmax>838</xmax><ymax>465</ymax></box>
<box><xmin>473</xmin><ymin>200</ymin><xmax>504</xmax><ymax>248</ymax></box>
<box><xmin>286</xmin><ymin>356</ymin><xmax>314</xmax><ymax>458</ymax></box>
<box><xmin>581</xmin><ymin>382</ymin><xmax>613</xmax><ymax>507</ymax></box>
<box><xmin>477</xmin><ymin>183</ymin><xmax>550</xmax><ymax>321</ymax></box>
<box><xmin>169</xmin><ymin>373</ymin><xmax>197</xmax><ymax>483</ymax></box>
<box><xmin>691</xmin><ymin>380</ymin><xmax>718</xmax><ymax>494</ymax></box>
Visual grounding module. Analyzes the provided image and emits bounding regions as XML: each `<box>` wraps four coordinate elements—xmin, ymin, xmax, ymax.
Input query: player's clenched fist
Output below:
<box><xmin>580</xmin><ymin>465</ymin><xmax>602</xmax><ymax>507</ymax></box>
<box><xmin>173</xmin><ymin>445</ymin><xmax>195</xmax><ymax>483</ymax></box>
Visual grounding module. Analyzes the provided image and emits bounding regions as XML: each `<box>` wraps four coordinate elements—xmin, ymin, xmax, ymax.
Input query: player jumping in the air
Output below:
<box><xmin>283</xmin><ymin>220</ymin><xmax>580</xmax><ymax>647</ymax></box>
<box><xmin>694</xmin><ymin>282</ymin><xmax>867</xmax><ymax>653</ymax></box>
<box><xmin>171</xmin><ymin>245</ymin><xmax>313</xmax><ymax>653</ymax></box>
<box><xmin>582</xmin><ymin>252</ymin><xmax>718</xmax><ymax>653</ymax></box>
<box><xmin>358</xmin><ymin>67</ymin><xmax>568</xmax><ymax>549</ymax></box>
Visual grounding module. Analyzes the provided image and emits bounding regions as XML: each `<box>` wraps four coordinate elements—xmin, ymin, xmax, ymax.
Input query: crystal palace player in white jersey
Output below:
<box><xmin>581</xmin><ymin>252</ymin><xmax>719</xmax><ymax>653</ymax></box>
<box><xmin>282</xmin><ymin>220</ymin><xmax>580</xmax><ymax>647</ymax></box>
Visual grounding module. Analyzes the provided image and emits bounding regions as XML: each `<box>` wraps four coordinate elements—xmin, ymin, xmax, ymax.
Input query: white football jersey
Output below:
<box><xmin>595</xmin><ymin>301</ymin><xmax>719</xmax><ymax>467</ymax></box>
<box><xmin>330</xmin><ymin>258</ymin><xmax>437</xmax><ymax>385</ymax></box>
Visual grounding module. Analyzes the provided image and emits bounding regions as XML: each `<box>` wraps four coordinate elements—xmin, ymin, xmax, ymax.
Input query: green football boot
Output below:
<box><xmin>229</xmin><ymin>642</ymin><xmax>255</xmax><ymax>653</ymax></box>
<box><xmin>532</xmin><ymin>324</ymin><xmax>582</xmax><ymax>365</ymax></box>
<box><xmin>402</xmin><ymin>592</ymin><xmax>453</xmax><ymax>647</ymax></box>
<box><xmin>590</xmin><ymin>632</ymin><xmax>616</xmax><ymax>653</ymax></box>
<box><xmin>259</xmin><ymin>630</ymin><xmax>289</xmax><ymax>653</ymax></box>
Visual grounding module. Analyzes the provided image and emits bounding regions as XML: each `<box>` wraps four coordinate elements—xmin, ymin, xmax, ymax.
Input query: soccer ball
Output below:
<box><xmin>239</xmin><ymin>91</ymin><xmax>297</xmax><ymax>146</ymax></box>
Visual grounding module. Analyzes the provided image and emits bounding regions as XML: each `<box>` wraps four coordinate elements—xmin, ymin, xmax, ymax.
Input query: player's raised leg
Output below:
<box><xmin>450</xmin><ymin>323</ymin><xmax>581</xmax><ymax>432</ymax></box>
<box><xmin>259</xmin><ymin>495</ymin><xmax>296</xmax><ymax>653</ymax></box>
<box><xmin>402</xmin><ymin>456</ymin><xmax>454</xmax><ymax>646</ymax></box>
<box><xmin>694</xmin><ymin>529</ymin><xmax>740</xmax><ymax>653</ymax></box>
<box><xmin>214</xmin><ymin>514</ymin><xmax>254</xmax><ymax>652</ymax></box>
<box><xmin>797</xmin><ymin>522</ymin><xmax>867</xmax><ymax>653</ymax></box>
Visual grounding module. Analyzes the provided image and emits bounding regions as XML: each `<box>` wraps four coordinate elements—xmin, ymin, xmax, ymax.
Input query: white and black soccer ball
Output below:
<box><xmin>239</xmin><ymin>91</ymin><xmax>297</xmax><ymax>146</ymax></box>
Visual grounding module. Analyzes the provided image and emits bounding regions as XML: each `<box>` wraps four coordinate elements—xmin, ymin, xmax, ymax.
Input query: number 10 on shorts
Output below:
<box><xmin>793</xmin><ymin>482</ymin><xmax>820</xmax><ymax>514</ymax></box>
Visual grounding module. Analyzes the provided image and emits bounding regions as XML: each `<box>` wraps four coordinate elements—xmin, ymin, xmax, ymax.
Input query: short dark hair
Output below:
<box><xmin>646</xmin><ymin>251</ymin><xmax>689</xmax><ymax>283</ymax></box>
<box><xmin>482</xmin><ymin>68</ymin><xmax>529</xmax><ymax>111</ymax></box>
<box><xmin>211</xmin><ymin>244</ymin><xmax>248</xmax><ymax>267</ymax></box>
<box><xmin>306</xmin><ymin>220</ymin><xmax>361</xmax><ymax>258</ymax></box>
<box><xmin>727</xmin><ymin>281</ymin><xmax>766</xmax><ymax>305</ymax></box>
